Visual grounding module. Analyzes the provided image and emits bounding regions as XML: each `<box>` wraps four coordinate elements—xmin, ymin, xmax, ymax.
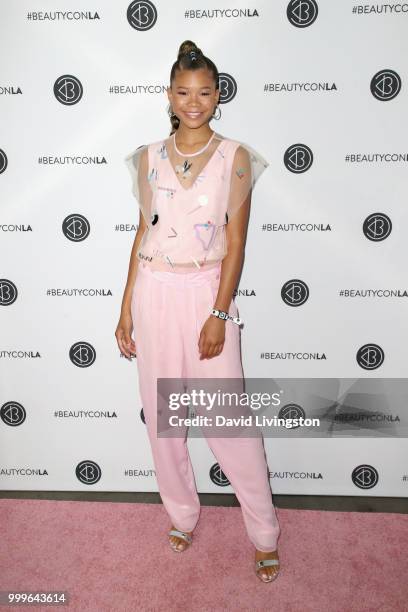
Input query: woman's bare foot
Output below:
<box><xmin>255</xmin><ymin>548</ymin><xmax>280</xmax><ymax>582</ymax></box>
<box><xmin>168</xmin><ymin>525</ymin><xmax>193</xmax><ymax>552</ymax></box>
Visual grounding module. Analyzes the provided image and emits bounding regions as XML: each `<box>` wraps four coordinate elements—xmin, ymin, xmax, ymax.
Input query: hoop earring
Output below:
<box><xmin>167</xmin><ymin>103</ymin><xmax>177</xmax><ymax>119</ymax></box>
<box><xmin>212</xmin><ymin>104</ymin><xmax>221</xmax><ymax>120</ymax></box>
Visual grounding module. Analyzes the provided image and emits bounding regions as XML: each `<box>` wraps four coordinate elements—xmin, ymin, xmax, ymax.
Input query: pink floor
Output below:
<box><xmin>1</xmin><ymin>498</ymin><xmax>407</xmax><ymax>612</ymax></box>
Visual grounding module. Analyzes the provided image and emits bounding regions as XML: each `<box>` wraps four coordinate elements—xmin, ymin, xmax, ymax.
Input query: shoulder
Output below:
<box><xmin>221</xmin><ymin>137</ymin><xmax>251</xmax><ymax>167</ymax></box>
<box><xmin>125</xmin><ymin>137</ymin><xmax>166</xmax><ymax>159</ymax></box>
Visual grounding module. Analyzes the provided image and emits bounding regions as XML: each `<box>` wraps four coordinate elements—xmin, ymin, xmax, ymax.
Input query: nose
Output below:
<box><xmin>187</xmin><ymin>93</ymin><xmax>201</xmax><ymax>106</ymax></box>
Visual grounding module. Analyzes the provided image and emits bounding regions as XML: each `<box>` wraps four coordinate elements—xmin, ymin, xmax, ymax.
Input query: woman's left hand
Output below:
<box><xmin>198</xmin><ymin>316</ymin><xmax>226</xmax><ymax>360</ymax></box>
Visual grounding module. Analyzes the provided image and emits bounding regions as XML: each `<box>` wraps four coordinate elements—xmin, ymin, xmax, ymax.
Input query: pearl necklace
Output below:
<box><xmin>173</xmin><ymin>130</ymin><xmax>216</xmax><ymax>157</ymax></box>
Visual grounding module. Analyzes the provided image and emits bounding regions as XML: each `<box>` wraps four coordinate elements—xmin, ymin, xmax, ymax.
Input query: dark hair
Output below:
<box><xmin>169</xmin><ymin>40</ymin><xmax>219</xmax><ymax>134</ymax></box>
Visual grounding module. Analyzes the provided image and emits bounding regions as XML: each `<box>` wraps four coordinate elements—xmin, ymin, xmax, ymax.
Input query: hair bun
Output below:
<box><xmin>177</xmin><ymin>40</ymin><xmax>202</xmax><ymax>61</ymax></box>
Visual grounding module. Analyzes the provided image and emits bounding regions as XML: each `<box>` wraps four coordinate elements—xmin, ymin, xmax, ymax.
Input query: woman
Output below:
<box><xmin>116</xmin><ymin>40</ymin><xmax>281</xmax><ymax>583</ymax></box>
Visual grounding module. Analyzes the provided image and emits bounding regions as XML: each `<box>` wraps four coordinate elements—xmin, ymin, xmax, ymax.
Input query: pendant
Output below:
<box><xmin>175</xmin><ymin>159</ymin><xmax>193</xmax><ymax>180</ymax></box>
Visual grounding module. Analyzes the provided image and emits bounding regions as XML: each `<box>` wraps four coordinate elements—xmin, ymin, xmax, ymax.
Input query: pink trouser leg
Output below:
<box><xmin>131</xmin><ymin>262</ymin><xmax>280</xmax><ymax>551</ymax></box>
<box><xmin>131</xmin><ymin>263</ymin><xmax>200</xmax><ymax>532</ymax></box>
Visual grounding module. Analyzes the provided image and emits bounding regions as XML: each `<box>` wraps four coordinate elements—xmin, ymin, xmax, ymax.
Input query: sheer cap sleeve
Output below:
<box><xmin>226</xmin><ymin>141</ymin><xmax>269</xmax><ymax>222</ymax></box>
<box><xmin>124</xmin><ymin>144</ymin><xmax>153</xmax><ymax>226</ymax></box>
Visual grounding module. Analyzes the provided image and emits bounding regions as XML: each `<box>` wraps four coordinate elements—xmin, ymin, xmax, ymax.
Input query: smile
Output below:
<box><xmin>184</xmin><ymin>112</ymin><xmax>203</xmax><ymax>118</ymax></box>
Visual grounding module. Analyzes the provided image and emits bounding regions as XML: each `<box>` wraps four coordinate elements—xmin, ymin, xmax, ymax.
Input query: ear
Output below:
<box><xmin>166</xmin><ymin>86</ymin><xmax>172</xmax><ymax>104</ymax></box>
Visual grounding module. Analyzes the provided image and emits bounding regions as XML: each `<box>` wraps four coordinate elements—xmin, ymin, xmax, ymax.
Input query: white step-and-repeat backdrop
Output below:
<box><xmin>1</xmin><ymin>1</ymin><xmax>407</xmax><ymax>496</ymax></box>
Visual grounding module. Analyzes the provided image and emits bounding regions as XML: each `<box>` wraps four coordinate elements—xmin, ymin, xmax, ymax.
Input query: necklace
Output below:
<box><xmin>173</xmin><ymin>130</ymin><xmax>216</xmax><ymax>158</ymax></box>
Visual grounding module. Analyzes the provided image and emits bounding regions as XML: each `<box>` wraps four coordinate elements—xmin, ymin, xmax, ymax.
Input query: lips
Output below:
<box><xmin>184</xmin><ymin>112</ymin><xmax>203</xmax><ymax>119</ymax></box>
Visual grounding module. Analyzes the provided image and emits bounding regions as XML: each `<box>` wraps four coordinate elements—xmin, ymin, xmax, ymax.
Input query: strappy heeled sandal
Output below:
<box><xmin>168</xmin><ymin>528</ymin><xmax>193</xmax><ymax>552</ymax></box>
<box><xmin>255</xmin><ymin>558</ymin><xmax>280</xmax><ymax>583</ymax></box>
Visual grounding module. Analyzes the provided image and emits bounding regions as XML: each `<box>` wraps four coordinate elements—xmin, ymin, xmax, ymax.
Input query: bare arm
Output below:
<box><xmin>197</xmin><ymin>198</ymin><xmax>250</xmax><ymax>359</ymax></box>
<box><xmin>214</xmin><ymin>192</ymin><xmax>250</xmax><ymax>312</ymax></box>
<box><xmin>197</xmin><ymin>145</ymin><xmax>252</xmax><ymax>359</ymax></box>
<box><xmin>120</xmin><ymin>210</ymin><xmax>147</xmax><ymax>316</ymax></box>
<box><xmin>116</xmin><ymin>146</ymin><xmax>150</xmax><ymax>357</ymax></box>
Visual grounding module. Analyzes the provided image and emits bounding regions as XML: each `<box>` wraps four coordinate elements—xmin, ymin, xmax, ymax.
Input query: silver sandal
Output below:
<box><xmin>168</xmin><ymin>529</ymin><xmax>193</xmax><ymax>552</ymax></box>
<box><xmin>255</xmin><ymin>558</ymin><xmax>280</xmax><ymax>582</ymax></box>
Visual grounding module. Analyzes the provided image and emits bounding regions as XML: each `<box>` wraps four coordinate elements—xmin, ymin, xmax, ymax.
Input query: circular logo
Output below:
<box><xmin>210</xmin><ymin>462</ymin><xmax>230</xmax><ymax>486</ymax></box>
<box><xmin>278</xmin><ymin>403</ymin><xmax>305</xmax><ymax>428</ymax></box>
<box><xmin>356</xmin><ymin>344</ymin><xmax>384</xmax><ymax>370</ymax></box>
<box><xmin>76</xmin><ymin>460</ymin><xmax>102</xmax><ymax>485</ymax></box>
<box><xmin>284</xmin><ymin>144</ymin><xmax>313</xmax><ymax>173</ymax></box>
<box><xmin>281</xmin><ymin>279</ymin><xmax>309</xmax><ymax>306</ymax></box>
<box><xmin>287</xmin><ymin>0</ymin><xmax>318</xmax><ymax>28</ymax></box>
<box><xmin>0</xmin><ymin>279</ymin><xmax>18</xmax><ymax>306</ymax></box>
<box><xmin>70</xmin><ymin>342</ymin><xmax>96</xmax><ymax>368</ymax></box>
<box><xmin>363</xmin><ymin>213</ymin><xmax>392</xmax><ymax>241</ymax></box>
<box><xmin>218</xmin><ymin>73</ymin><xmax>237</xmax><ymax>104</ymax></box>
<box><xmin>62</xmin><ymin>214</ymin><xmax>91</xmax><ymax>242</ymax></box>
<box><xmin>53</xmin><ymin>75</ymin><xmax>83</xmax><ymax>105</ymax></box>
<box><xmin>127</xmin><ymin>0</ymin><xmax>157</xmax><ymax>31</ymax></box>
<box><xmin>370</xmin><ymin>70</ymin><xmax>401</xmax><ymax>101</ymax></box>
<box><xmin>0</xmin><ymin>149</ymin><xmax>8</xmax><ymax>174</ymax></box>
<box><xmin>1</xmin><ymin>401</ymin><xmax>26</xmax><ymax>426</ymax></box>
<box><xmin>352</xmin><ymin>464</ymin><xmax>379</xmax><ymax>489</ymax></box>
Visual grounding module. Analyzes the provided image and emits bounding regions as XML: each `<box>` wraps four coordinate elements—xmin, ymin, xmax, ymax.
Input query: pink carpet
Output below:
<box><xmin>1</xmin><ymin>499</ymin><xmax>407</xmax><ymax>611</ymax></box>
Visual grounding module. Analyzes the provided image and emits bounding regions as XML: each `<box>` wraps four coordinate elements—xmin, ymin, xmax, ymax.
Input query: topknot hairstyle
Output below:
<box><xmin>169</xmin><ymin>40</ymin><xmax>219</xmax><ymax>134</ymax></box>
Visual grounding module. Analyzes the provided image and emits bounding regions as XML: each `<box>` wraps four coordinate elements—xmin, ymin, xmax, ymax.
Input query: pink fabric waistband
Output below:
<box><xmin>137</xmin><ymin>261</ymin><xmax>221</xmax><ymax>287</ymax></box>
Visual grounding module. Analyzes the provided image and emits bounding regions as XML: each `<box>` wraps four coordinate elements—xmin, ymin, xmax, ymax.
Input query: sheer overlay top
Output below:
<box><xmin>124</xmin><ymin>131</ymin><xmax>268</xmax><ymax>273</ymax></box>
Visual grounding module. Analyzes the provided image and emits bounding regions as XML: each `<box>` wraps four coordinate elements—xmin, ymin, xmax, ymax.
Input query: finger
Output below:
<box><xmin>216</xmin><ymin>342</ymin><xmax>224</xmax><ymax>356</ymax></box>
<box><xmin>213</xmin><ymin>343</ymin><xmax>223</xmax><ymax>358</ymax></box>
<box><xmin>118</xmin><ymin>333</ymin><xmax>131</xmax><ymax>358</ymax></box>
<box><xmin>120</xmin><ymin>340</ymin><xmax>131</xmax><ymax>358</ymax></box>
<box><xmin>198</xmin><ymin>332</ymin><xmax>206</xmax><ymax>357</ymax></box>
<box><xmin>206</xmin><ymin>344</ymin><xmax>216</xmax><ymax>359</ymax></box>
<box><xmin>200</xmin><ymin>340</ymin><xmax>209</xmax><ymax>360</ymax></box>
<box><xmin>207</xmin><ymin>343</ymin><xmax>217</xmax><ymax>359</ymax></box>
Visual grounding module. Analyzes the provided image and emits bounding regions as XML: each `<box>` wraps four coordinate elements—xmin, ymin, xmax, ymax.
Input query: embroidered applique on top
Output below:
<box><xmin>124</xmin><ymin>132</ymin><xmax>268</xmax><ymax>273</ymax></box>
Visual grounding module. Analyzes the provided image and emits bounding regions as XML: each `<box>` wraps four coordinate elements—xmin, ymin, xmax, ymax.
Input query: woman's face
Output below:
<box><xmin>167</xmin><ymin>67</ymin><xmax>219</xmax><ymax>129</ymax></box>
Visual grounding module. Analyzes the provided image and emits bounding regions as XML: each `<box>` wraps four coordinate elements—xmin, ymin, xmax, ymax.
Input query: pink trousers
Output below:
<box><xmin>131</xmin><ymin>260</ymin><xmax>280</xmax><ymax>552</ymax></box>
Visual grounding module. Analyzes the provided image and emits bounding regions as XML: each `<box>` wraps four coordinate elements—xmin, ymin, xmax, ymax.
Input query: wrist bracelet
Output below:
<box><xmin>211</xmin><ymin>308</ymin><xmax>242</xmax><ymax>326</ymax></box>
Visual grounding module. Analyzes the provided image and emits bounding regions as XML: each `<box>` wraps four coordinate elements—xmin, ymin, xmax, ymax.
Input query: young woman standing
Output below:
<box><xmin>116</xmin><ymin>40</ymin><xmax>281</xmax><ymax>583</ymax></box>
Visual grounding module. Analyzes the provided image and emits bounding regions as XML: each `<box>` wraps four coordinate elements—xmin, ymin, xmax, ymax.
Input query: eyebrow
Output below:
<box><xmin>176</xmin><ymin>86</ymin><xmax>212</xmax><ymax>90</ymax></box>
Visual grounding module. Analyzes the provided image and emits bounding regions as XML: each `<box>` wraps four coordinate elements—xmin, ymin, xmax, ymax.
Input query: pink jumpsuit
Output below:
<box><xmin>126</xmin><ymin>132</ymin><xmax>280</xmax><ymax>552</ymax></box>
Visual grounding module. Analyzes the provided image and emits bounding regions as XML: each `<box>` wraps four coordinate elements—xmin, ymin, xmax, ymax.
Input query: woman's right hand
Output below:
<box><xmin>115</xmin><ymin>311</ymin><xmax>137</xmax><ymax>359</ymax></box>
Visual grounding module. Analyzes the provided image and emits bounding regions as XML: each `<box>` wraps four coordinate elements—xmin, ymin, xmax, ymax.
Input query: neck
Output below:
<box><xmin>175</xmin><ymin>124</ymin><xmax>214</xmax><ymax>146</ymax></box>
